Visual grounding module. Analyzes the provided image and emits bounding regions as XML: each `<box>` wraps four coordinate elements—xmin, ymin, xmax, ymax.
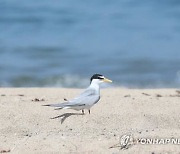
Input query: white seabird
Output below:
<box><xmin>43</xmin><ymin>74</ymin><xmax>112</xmax><ymax>114</ymax></box>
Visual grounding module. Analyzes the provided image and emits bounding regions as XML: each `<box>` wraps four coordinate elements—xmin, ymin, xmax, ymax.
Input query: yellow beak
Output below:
<box><xmin>103</xmin><ymin>77</ymin><xmax>112</xmax><ymax>83</ymax></box>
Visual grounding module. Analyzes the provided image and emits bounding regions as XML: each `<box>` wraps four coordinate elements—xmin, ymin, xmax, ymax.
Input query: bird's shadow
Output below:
<box><xmin>50</xmin><ymin>113</ymin><xmax>84</xmax><ymax>124</ymax></box>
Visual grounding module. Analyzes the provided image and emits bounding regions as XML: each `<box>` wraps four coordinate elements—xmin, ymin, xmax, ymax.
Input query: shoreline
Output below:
<box><xmin>0</xmin><ymin>88</ymin><xmax>180</xmax><ymax>153</ymax></box>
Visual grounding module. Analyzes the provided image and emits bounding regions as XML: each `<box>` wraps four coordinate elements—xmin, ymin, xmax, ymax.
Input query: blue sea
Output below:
<box><xmin>0</xmin><ymin>0</ymin><xmax>180</xmax><ymax>88</ymax></box>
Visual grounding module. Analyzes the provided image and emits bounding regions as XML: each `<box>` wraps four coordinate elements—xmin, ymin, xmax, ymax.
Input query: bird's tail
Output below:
<box><xmin>42</xmin><ymin>102</ymin><xmax>67</xmax><ymax>109</ymax></box>
<box><xmin>42</xmin><ymin>98</ymin><xmax>69</xmax><ymax>109</ymax></box>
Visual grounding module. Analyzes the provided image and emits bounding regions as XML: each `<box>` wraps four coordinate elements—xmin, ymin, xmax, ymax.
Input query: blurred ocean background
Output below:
<box><xmin>0</xmin><ymin>0</ymin><xmax>180</xmax><ymax>88</ymax></box>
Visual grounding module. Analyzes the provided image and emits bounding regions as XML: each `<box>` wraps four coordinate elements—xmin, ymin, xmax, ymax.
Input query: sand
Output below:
<box><xmin>0</xmin><ymin>88</ymin><xmax>180</xmax><ymax>153</ymax></box>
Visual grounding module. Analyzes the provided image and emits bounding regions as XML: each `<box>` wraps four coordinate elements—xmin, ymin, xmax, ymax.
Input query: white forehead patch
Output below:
<box><xmin>100</xmin><ymin>76</ymin><xmax>105</xmax><ymax>79</ymax></box>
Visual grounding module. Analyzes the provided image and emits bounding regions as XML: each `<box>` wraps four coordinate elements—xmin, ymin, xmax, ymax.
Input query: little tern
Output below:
<box><xmin>43</xmin><ymin>74</ymin><xmax>112</xmax><ymax>114</ymax></box>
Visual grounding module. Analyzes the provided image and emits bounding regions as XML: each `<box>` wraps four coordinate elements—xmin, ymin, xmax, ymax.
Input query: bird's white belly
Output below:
<box><xmin>68</xmin><ymin>104</ymin><xmax>93</xmax><ymax>111</ymax></box>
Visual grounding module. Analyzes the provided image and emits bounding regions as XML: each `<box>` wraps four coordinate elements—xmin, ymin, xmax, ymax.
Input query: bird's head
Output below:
<box><xmin>90</xmin><ymin>74</ymin><xmax>112</xmax><ymax>84</ymax></box>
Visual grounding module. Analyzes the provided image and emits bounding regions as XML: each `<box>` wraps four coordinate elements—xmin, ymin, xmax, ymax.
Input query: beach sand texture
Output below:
<box><xmin>0</xmin><ymin>88</ymin><xmax>180</xmax><ymax>153</ymax></box>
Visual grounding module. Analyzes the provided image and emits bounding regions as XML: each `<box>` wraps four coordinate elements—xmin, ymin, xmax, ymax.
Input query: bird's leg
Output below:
<box><xmin>88</xmin><ymin>110</ymin><xmax>90</xmax><ymax>114</ymax></box>
<box><xmin>82</xmin><ymin>110</ymin><xmax>84</xmax><ymax>114</ymax></box>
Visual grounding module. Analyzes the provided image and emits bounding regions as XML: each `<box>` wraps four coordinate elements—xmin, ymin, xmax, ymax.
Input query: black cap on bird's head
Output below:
<box><xmin>90</xmin><ymin>74</ymin><xmax>112</xmax><ymax>83</ymax></box>
<box><xmin>90</xmin><ymin>74</ymin><xmax>104</xmax><ymax>82</ymax></box>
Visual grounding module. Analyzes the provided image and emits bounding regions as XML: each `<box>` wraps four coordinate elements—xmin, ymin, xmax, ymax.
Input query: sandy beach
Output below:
<box><xmin>0</xmin><ymin>88</ymin><xmax>180</xmax><ymax>153</ymax></box>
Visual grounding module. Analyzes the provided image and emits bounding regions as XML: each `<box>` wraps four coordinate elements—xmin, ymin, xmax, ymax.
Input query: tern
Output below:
<box><xmin>43</xmin><ymin>74</ymin><xmax>112</xmax><ymax>114</ymax></box>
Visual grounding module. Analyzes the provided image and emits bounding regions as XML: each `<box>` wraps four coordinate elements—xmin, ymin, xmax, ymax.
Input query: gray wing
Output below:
<box><xmin>66</xmin><ymin>88</ymin><xmax>99</xmax><ymax>105</ymax></box>
<box><xmin>74</xmin><ymin>88</ymin><xmax>97</xmax><ymax>99</ymax></box>
<box><xmin>43</xmin><ymin>88</ymin><xmax>100</xmax><ymax>108</ymax></box>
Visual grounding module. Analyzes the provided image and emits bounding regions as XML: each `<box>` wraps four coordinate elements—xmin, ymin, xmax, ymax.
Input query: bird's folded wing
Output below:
<box><xmin>69</xmin><ymin>94</ymin><xmax>100</xmax><ymax>106</ymax></box>
<box><xmin>43</xmin><ymin>88</ymin><xmax>99</xmax><ymax>107</ymax></box>
<box><xmin>74</xmin><ymin>88</ymin><xmax>96</xmax><ymax>99</ymax></box>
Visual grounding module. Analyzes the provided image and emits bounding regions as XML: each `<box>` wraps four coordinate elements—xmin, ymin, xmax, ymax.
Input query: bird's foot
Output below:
<box><xmin>82</xmin><ymin>110</ymin><xmax>85</xmax><ymax>115</ymax></box>
<box><xmin>88</xmin><ymin>110</ymin><xmax>90</xmax><ymax>114</ymax></box>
